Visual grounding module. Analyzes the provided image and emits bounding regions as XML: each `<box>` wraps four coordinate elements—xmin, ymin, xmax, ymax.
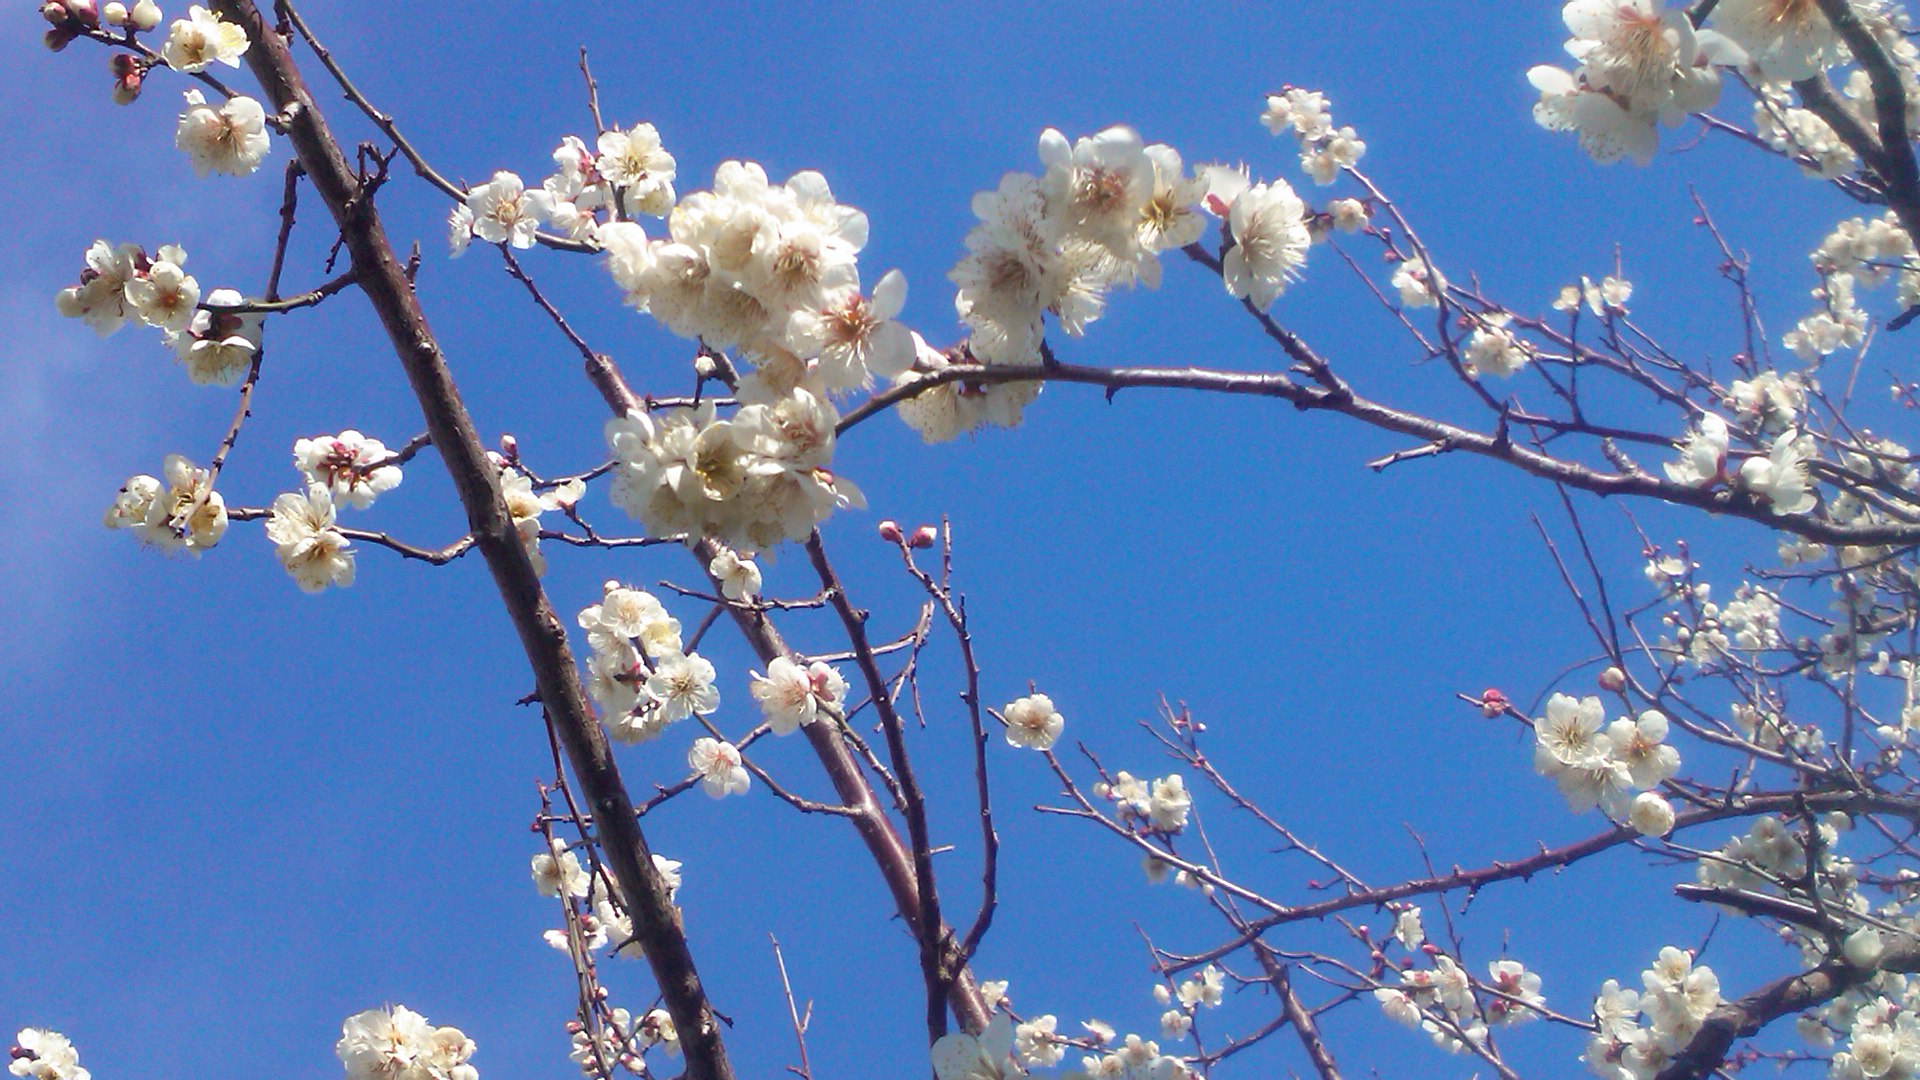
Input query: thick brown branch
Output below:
<box><xmin>215</xmin><ymin>5</ymin><xmax>733</xmax><ymax>1077</ymax></box>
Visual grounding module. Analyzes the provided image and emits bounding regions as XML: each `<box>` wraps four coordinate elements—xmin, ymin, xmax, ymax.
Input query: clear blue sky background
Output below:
<box><xmin>0</xmin><ymin>3</ymin><xmax>1884</xmax><ymax>1077</ymax></box>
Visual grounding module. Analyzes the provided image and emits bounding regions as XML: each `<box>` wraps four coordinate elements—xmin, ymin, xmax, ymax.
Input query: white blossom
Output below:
<box><xmin>294</xmin><ymin>430</ymin><xmax>404</xmax><ymax>509</ymax></box>
<box><xmin>175</xmin><ymin>90</ymin><xmax>271</xmax><ymax>176</ymax></box>
<box><xmin>1220</xmin><ymin>181</ymin><xmax>1310</xmax><ymax>308</ymax></box>
<box><xmin>688</xmin><ymin>737</ymin><xmax>749</xmax><ymax>798</ymax></box>
<box><xmin>9</xmin><ymin>1029</ymin><xmax>89</xmax><ymax>1080</ymax></box>
<box><xmin>465</xmin><ymin>172</ymin><xmax>553</xmax><ymax>249</ymax></box>
<box><xmin>161</xmin><ymin>5</ymin><xmax>247</xmax><ymax>72</ymax></box>
<box><xmin>1002</xmin><ymin>692</ymin><xmax>1064</xmax><ymax>751</ymax></box>
<box><xmin>749</xmin><ymin>655</ymin><xmax>847</xmax><ymax>734</ymax></box>
<box><xmin>265</xmin><ymin>483</ymin><xmax>355</xmax><ymax>592</ymax></box>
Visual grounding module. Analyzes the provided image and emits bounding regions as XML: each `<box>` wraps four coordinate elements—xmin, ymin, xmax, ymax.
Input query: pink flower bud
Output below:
<box><xmin>65</xmin><ymin>0</ymin><xmax>99</xmax><ymax>25</ymax></box>
<box><xmin>1599</xmin><ymin>666</ymin><xmax>1626</xmax><ymax>693</ymax></box>
<box><xmin>877</xmin><ymin>519</ymin><xmax>902</xmax><ymax>543</ymax></box>
<box><xmin>42</xmin><ymin>1</ymin><xmax>70</xmax><ymax>24</ymax></box>
<box><xmin>908</xmin><ymin>525</ymin><xmax>938</xmax><ymax>549</ymax></box>
<box><xmin>499</xmin><ymin>433</ymin><xmax>519</xmax><ymax>461</ymax></box>
<box><xmin>112</xmin><ymin>70</ymin><xmax>142</xmax><ymax>104</ymax></box>
<box><xmin>1478</xmin><ymin>688</ymin><xmax>1508</xmax><ymax>718</ymax></box>
<box><xmin>43</xmin><ymin>25</ymin><xmax>78</xmax><ymax>50</ymax></box>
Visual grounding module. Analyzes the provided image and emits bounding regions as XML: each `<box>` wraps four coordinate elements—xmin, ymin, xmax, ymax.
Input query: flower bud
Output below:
<box><xmin>112</xmin><ymin>70</ymin><xmax>142</xmax><ymax>104</ymax></box>
<box><xmin>67</xmin><ymin>0</ymin><xmax>99</xmax><ymax>23</ymax></box>
<box><xmin>877</xmin><ymin>519</ymin><xmax>902</xmax><ymax>543</ymax></box>
<box><xmin>499</xmin><ymin>433</ymin><xmax>519</xmax><ymax>462</ymax></box>
<box><xmin>1478</xmin><ymin>688</ymin><xmax>1508</xmax><ymax>718</ymax></box>
<box><xmin>908</xmin><ymin>525</ymin><xmax>938</xmax><ymax>549</ymax></box>
<box><xmin>1629</xmin><ymin>792</ymin><xmax>1675</xmax><ymax>838</ymax></box>
<box><xmin>43</xmin><ymin>25</ymin><xmax>78</xmax><ymax>50</ymax></box>
<box><xmin>129</xmin><ymin>0</ymin><xmax>159</xmax><ymax>30</ymax></box>
<box><xmin>1599</xmin><ymin>666</ymin><xmax>1626</xmax><ymax>693</ymax></box>
<box><xmin>103</xmin><ymin>1</ymin><xmax>126</xmax><ymax>23</ymax></box>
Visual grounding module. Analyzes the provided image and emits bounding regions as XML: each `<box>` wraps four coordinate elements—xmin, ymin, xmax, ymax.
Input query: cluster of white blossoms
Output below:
<box><xmin>103</xmin><ymin>452</ymin><xmax>227</xmax><ymax>554</ymax></box>
<box><xmin>1788</xmin><ymin>213</ymin><xmax>1920</xmax><ymax>364</ymax></box>
<box><xmin>450</xmin><ymin>124</ymin><xmax>676</xmax><ymax>254</ymax></box>
<box><xmin>1093</xmin><ymin>771</ymin><xmax>1192</xmax><ymax>834</ymax></box>
<box><xmin>1001</xmin><ymin>692</ymin><xmax>1063</xmax><ymax>751</ymax></box>
<box><xmin>1376</xmin><ymin>954</ymin><xmax>1545</xmax><ymax>1055</ymax></box>
<box><xmin>335</xmin><ymin>1006</ymin><xmax>477</xmax><ymax>1080</ymax></box>
<box><xmin>259</xmin><ymin>430</ymin><xmax>408</xmax><ymax>592</ymax></box>
<box><xmin>9</xmin><ymin>1029</ymin><xmax>88</xmax><ymax>1080</ymax></box>
<box><xmin>1462</xmin><ymin>311</ymin><xmax>1531</xmax><ymax>378</ymax></box>
<box><xmin>160</xmin><ymin>5</ymin><xmax>246</xmax><ymax>72</ymax></box>
<box><xmin>933</xmin><ymin>1014</ymin><xmax>1192</xmax><ymax>1080</ymax></box>
<box><xmin>1660</xmin><ymin>408</ymin><xmax>1820</xmax><ymax>515</ymax></box>
<box><xmin>601</xmin><ymin>391</ymin><xmax>861</xmax><ymax>551</ymax></box>
<box><xmin>577</xmin><ymin>582</ymin><xmax>718</xmax><ymax>743</ymax></box>
<box><xmin>1582</xmin><ymin>948</ymin><xmax>1724</xmax><ymax>1080</ymax></box>
<box><xmin>567</xmin><ymin>1007</ymin><xmax>679</xmax><ymax>1075</ymax></box>
<box><xmin>747</xmin><ymin>654</ymin><xmax>848</xmax><ymax>735</ymax></box>
<box><xmin>530</xmin><ymin>837</ymin><xmax>680</xmax><ymax>961</ymax></box>
<box><xmin>1151</xmin><ymin>964</ymin><xmax>1225</xmax><ymax>1042</ymax></box>
<box><xmin>1529</xmin><ymin>0</ymin><xmax>1734</xmax><ymax>166</ymax></box>
<box><xmin>54</xmin><ymin>239</ymin><xmax>271</xmax><ymax>386</ymax></box>
<box><xmin>1532</xmin><ymin>694</ymin><xmax>1680</xmax><ymax>829</ymax></box>
<box><xmin>1260</xmin><ymin>87</ymin><xmax>1367</xmax><ymax>185</ymax></box>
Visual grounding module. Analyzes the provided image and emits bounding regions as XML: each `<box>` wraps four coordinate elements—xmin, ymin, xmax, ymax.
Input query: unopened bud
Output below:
<box><xmin>43</xmin><ymin>25</ymin><xmax>77</xmax><ymax>50</ymax></box>
<box><xmin>565</xmin><ymin>1021</ymin><xmax>585</xmax><ymax>1035</ymax></box>
<box><xmin>908</xmin><ymin>525</ymin><xmax>938</xmax><ymax>549</ymax></box>
<box><xmin>67</xmin><ymin>0</ymin><xmax>99</xmax><ymax>23</ymax></box>
<box><xmin>1479</xmin><ymin>688</ymin><xmax>1508</xmax><ymax>718</ymax></box>
<box><xmin>877</xmin><ymin>519</ymin><xmax>902</xmax><ymax>543</ymax></box>
<box><xmin>41</xmin><ymin>1</ymin><xmax>69</xmax><ymax>25</ymax></box>
<box><xmin>129</xmin><ymin>0</ymin><xmax>159</xmax><ymax>30</ymax></box>
<box><xmin>112</xmin><ymin>70</ymin><xmax>141</xmax><ymax>103</ymax></box>
<box><xmin>499</xmin><ymin>433</ymin><xmax>519</xmax><ymax>461</ymax></box>
<box><xmin>103</xmin><ymin>0</ymin><xmax>126</xmax><ymax>23</ymax></box>
<box><xmin>1599</xmin><ymin>666</ymin><xmax>1626</xmax><ymax>693</ymax></box>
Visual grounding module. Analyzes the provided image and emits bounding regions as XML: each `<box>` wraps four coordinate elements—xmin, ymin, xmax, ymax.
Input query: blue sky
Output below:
<box><xmin>0</xmin><ymin>3</ymin><xmax>1886</xmax><ymax>1078</ymax></box>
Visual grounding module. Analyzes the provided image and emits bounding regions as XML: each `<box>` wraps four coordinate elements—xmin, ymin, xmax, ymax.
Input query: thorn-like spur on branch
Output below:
<box><xmin>214</xmin><ymin>4</ymin><xmax>734</xmax><ymax>1077</ymax></box>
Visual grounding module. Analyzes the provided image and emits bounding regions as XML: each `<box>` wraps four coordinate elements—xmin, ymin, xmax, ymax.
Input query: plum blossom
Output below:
<box><xmin>531</xmin><ymin>836</ymin><xmax>589</xmax><ymax>899</ymax></box>
<box><xmin>1001</xmin><ymin>692</ymin><xmax>1064</xmax><ymax>750</ymax></box>
<box><xmin>749</xmin><ymin>655</ymin><xmax>848</xmax><ymax>734</ymax></box>
<box><xmin>644</xmin><ymin>651</ymin><xmax>719</xmax><ymax>722</ymax></box>
<box><xmin>1710</xmin><ymin>0</ymin><xmax>1843</xmax><ymax>81</ymax></box>
<box><xmin>54</xmin><ymin>240</ymin><xmax>139</xmax><ymax>335</ymax></box>
<box><xmin>294</xmin><ymin>431</ymin><xmax>404</xmax><ymax>510</ymax></box>
<box><xmin>161</xmin><ymin>5</ymin><xmax>246</xmax><ymax>72</ymax></box>
<box><xmin>104</xmin><ymin>454</ymin><xmax>227</xmax><ymax>554</ymax></box>
<box><xmin>932</xmin><ymin>1014</ymin><xmax>1018</xmax><ymax>1080</ymax></box>
<box><xmin>1663</xmin><ymin>413</ymin><xmax>1729</xmax><ymax>487</ymax></box>
<box><xmin>465</xmin><ymin>171</ymin><xmax>553</xmax><ymax>249</ymax></box>
<box><xmin>9</xmin><ymin>1029</ymin><xmax>88</xmax><ymax>1080</ymax></box>
<box><xmin>1738</xmin><ymin>431</ymin><xmax>1817</xmax><ymax>513</ymax></box>
<box><xmin>1220</xmin><ymin>180</ymin><xmax>1310</xmax><ymax>308</ymax></box>
<box><xmin>335</xmin><ymin>1006</ymin><xmax>478</xmax><ymax>1080</ymax></box>
<box><xmin>596</xmin><ymin>123</ymin><xmax>676</xmax><ymax>217</ymax></box>
<box><xmin>265</xmin><ymin>484</ymin><xmax>355</xmax><ymax>592</ymax></box>
<box><xmin>688</xmin><ymin>737</ymin><xmax>750</xmax><ymax>798</ymax></box>
<box><xmin>707</xmin><ymin>545</ymin><xmax>761</xmax><ymax>600</ymax></box>
<box><xmin>175</xmin><ymin>90</ymin><xmax>271</xmax><ymax>176</ymax></box>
